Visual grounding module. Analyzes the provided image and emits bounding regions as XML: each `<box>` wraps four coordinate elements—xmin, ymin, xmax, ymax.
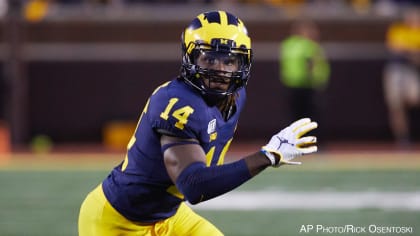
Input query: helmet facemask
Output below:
<box><xmin>181</xmin><ymin>40</ymin><xmax>252</xmax><ymax>103</ymax></box>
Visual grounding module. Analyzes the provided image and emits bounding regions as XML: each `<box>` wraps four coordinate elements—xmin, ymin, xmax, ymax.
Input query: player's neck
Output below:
<box><xmin>217</xmin><ymin>95</ymin><xmax>236</xmax><ymax>121</ymax></box>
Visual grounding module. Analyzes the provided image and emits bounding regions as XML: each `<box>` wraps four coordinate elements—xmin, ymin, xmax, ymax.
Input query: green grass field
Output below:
<box><xmin>0</xmin><ymin>151</ymin><xmax>419</xmax><ymax>236</ymax></box>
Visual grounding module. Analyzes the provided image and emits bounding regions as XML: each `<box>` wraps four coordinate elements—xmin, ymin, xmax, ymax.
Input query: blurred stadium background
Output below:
<box><xmin>0</xmin><ymin>0</ymin><xmax>419</xmax><ymax>235</ymax></box>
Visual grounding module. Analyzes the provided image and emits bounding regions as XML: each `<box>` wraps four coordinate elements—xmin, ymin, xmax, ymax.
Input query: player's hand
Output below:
<box><xmin>261</xmin><ymin>118</ymin><xmax>318</xmax><ymax>167</ymax></box>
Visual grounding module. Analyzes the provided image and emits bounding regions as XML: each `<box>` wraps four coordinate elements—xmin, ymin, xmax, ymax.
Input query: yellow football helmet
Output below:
<box><xmin>181</xmin><ymin>11</ymin><xmax>253</xmax><ymax>101</ymax></box>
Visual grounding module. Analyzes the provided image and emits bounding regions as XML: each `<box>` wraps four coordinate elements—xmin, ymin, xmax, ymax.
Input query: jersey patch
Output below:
<box><xmin>207</xmin><ymin>119</ymin><xmax>217</xmax><ymax>134</ymax></box>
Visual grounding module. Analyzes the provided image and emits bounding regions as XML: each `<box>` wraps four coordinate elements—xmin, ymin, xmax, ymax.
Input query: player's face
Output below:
<box><xmin>196</xmin><ymin>51</ymin><xmax>241</xmax><ymax>91</ymax></box>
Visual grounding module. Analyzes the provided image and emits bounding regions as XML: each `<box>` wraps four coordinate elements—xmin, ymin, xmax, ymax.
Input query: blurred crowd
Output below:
<box><xmin>0</xmin><ymin>0</ymin><xmax>413</xmax><ymax>23</ymax></box>
<box><xmin>19</xmin><ymin>0</ymin><xmax>420</xmax><ymax>5</ymax></box>
<box><xmin>0</xmin><ymin>0</ymin><xmax>416</xmax><ymax>23</ymax></box>
<box><xmin>0</xmin><ymin>0</ymin><xmax>420</xmax><ymax>22</ymax></box>
<box><xmin>10</xmin><ymin>0</ymin><xmax>420</xmax><ymax>9</ymax></box>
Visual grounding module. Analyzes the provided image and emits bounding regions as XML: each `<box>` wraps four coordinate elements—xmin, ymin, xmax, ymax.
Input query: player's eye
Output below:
<box><xmin>223</xmin><ymin>57</ymin><xmax>239</xmax><ymax>66</ymax></box>
<box><xmin>204</xmin><ymin>55</ymin><xmax>217</xmax><ymax>65</ymax></box>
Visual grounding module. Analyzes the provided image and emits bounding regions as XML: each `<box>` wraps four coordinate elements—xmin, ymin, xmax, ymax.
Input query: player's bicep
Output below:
<box><xmin>161</xmin><ymin>135</ymin><xmax>206</xmax><ymax>183</ymax></box>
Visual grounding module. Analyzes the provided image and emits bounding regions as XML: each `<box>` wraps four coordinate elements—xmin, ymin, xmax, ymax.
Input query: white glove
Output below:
<box><xmin>261</xmin><ymin>118</ymin><xmax>318</xmax><ymax>167</ymax></box>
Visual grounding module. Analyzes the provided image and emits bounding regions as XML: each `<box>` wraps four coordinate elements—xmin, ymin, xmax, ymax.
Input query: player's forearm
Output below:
<box><xmin>176</xmin><ymin>155</ymin><xmax>269</xmax><ymax>204</ymax></box>
<box><xmin>243</xmin><ymin>151</ymin><xmax>273</xmax><ymax>176</ymax></box>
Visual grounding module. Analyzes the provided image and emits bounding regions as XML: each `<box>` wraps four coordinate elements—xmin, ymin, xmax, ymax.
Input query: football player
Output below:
<box><xmin>78</xmin><ymin>10</ymin><xmax>318</xmax><ymax>236</ymax></box>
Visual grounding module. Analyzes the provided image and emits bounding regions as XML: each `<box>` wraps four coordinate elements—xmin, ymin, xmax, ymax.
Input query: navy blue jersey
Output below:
<box><xmin>102</xmin><ymin>78</ymin><xmax>246</xmax><ymax>222</ymax></box>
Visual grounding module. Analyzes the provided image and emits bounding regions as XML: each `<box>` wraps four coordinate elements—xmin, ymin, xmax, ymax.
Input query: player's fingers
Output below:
<box><xmin>299</xmin><ymin>145</ymin><xmax>318</xmax><ymax>155</ymax></box>
<box><xmin>290</xmin><ymin>118</ymin><xmax>311</xmax><ymax>131</ymax></box>
<box><xmin>296</xmin><ymin>136</ymin><xmax>317</xmax><ymax>147</ymax></box>
<box><xmin>295</xmin><ymin>121</ymin><xmax>318</xmax><ymax>137</ymax></box>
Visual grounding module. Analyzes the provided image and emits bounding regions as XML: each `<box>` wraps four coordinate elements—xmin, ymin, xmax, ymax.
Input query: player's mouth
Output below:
<box><xmin>209</xmin><ymin>80</ymin><xmax>229</xmax><ymax>91</ymax></box>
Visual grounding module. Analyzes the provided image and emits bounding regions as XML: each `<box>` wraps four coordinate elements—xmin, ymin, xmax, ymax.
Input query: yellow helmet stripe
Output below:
<box><xmin>219</xmin><ymin>10</ymin><xmax>227</xmax><ymax>26</ymax></box>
